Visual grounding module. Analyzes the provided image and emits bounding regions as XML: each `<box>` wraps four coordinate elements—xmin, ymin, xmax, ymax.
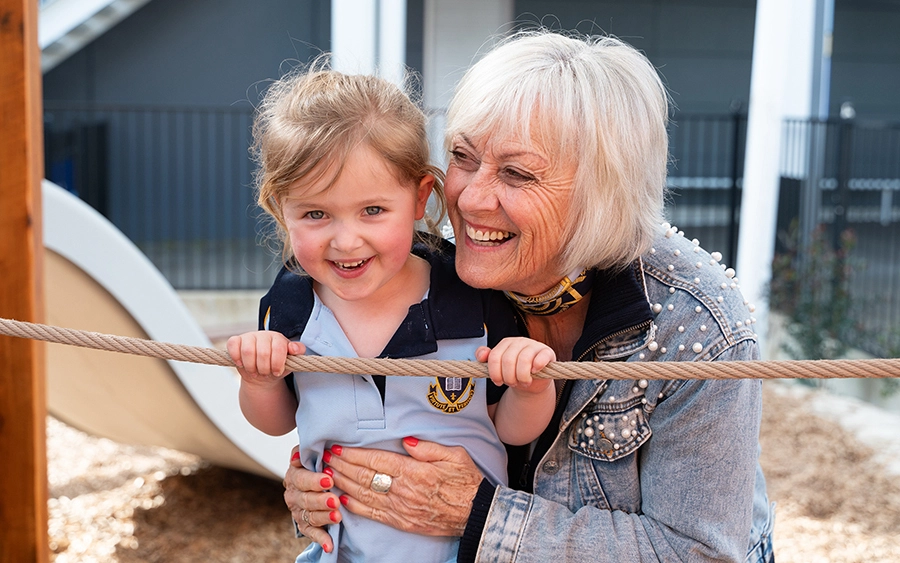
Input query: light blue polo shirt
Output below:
<box><xmin>258</xmin><ymin>236</ymin><xmax>519</xmax><ymax>563</ymax></box>
<box><xmin>293</xmin><ymin>291</ymin><xmax>507</xmax><ymax>563</ymax></box>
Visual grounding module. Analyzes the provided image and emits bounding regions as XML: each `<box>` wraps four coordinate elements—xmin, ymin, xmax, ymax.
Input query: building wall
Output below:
<box><xmin>513</xmin><ymin>0</ymin><xmax>900</xmax><ymax>121</ymax></box>
<box><xmin>832</xmin><ymin>0</ymin><xmax>900</xmax><ymax>120</ymax></box>
<box><xmin>42</xmin><ymin>0</ymin><xmax>331</xmax><ymax>106</ymax></box>
<box><xmin>513</xmin><ymin>0</ymin><xmax>757</xmax><ymax>114</ymax></box>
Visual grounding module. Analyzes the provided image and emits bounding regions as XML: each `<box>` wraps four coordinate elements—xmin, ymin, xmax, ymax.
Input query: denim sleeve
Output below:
<box><xmin>474</xmin><ymin>340</ymin><xmax>762</xmax><ymax>562</ymax></box>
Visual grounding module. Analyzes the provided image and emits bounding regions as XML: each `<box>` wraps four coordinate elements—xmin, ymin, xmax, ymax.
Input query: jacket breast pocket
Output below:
<box><xmin>568</xmin><ymin>397</ymin><xmax>652</xmax><ymax>462</ymax></box>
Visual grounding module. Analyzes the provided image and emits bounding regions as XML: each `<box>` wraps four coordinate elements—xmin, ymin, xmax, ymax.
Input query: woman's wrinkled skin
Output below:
<box><xmin>284</xmin><ymin>437</ymin><xmax>484</xmax><ymax>543</ymax></box>
<box><xmin>446</xmin><ymin>132</ymin><xmax>577</xmax><ymax>294</ymax></box>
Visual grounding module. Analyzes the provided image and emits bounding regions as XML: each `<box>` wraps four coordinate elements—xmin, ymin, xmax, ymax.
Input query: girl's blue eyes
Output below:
<box><xmin>304</xmin><ymin>207</ymin><xmax>382</xmax><ymax>219</ymax></box>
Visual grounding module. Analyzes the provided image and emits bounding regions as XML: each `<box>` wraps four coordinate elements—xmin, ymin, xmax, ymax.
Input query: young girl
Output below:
<box><xmin>227</xmin><ymin>66</ymin><xmax>556</xmax><ymax>562</ymax></box>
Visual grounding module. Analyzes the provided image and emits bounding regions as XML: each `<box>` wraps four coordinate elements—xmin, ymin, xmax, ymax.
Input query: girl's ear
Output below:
<box><xmin>414</xmin><ymin>174</ymin><xmax>435</xmax><ymax>220</ymax></box>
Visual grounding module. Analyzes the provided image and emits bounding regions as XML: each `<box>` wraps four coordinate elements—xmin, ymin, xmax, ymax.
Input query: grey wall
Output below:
<box><xmin>42</xmin><ymin>0</ymin><xmax>330</xmax><ymax>107</ymax></box>
<box><xmin>832</xmin><ymin>0</ymin><xmax>900</xmax><ymax>120</ymax></box>
<box><xmin>513</xmin><ymin>0</ymin><xmax>757</xmax><ymax>114</ymax></box>
<box><xmin>514</xmin><ymin>0</ymin><xmax>900</xmax><ymax>121</ymax></box>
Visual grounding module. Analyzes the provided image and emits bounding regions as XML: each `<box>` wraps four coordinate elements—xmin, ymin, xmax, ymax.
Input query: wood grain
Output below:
<box><xmin>0</xmin><ymin>0</ymin><xmax>47</xmax><ymax>561</ymax></box>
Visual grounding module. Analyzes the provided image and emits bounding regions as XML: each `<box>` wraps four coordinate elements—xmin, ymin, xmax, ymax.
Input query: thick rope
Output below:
<box><xmin>1</xmin><ymin>317</ymin><xmax>898</xmax><ymax>381</ymax></box>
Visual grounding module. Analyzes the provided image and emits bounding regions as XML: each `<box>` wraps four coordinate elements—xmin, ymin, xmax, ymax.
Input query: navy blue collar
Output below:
<box><xmin>259</xmin><ymin>234</ymin><xmax>489</xmax><ymax>359</ymax></box>
<box><xmin>571</xmin><ymin>260</ymin><xmax>653</xmax><ymax>361</ymax></box>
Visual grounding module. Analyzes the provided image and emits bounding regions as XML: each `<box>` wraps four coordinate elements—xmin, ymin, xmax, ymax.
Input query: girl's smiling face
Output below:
<box><xmin>282</xmin><ymin>143</ymin><xmax>432</xmax><ymax>305</ymax></box>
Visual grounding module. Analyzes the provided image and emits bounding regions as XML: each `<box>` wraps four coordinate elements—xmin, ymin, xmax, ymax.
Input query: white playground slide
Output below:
<box><xmin>42</xmin><ymin>180</ymin><xmax>295</xmax><ymax>478</ymax></box>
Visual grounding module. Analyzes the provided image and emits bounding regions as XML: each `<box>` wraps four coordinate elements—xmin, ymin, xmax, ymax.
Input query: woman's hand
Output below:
<box><xmin>284</xmin><ymin>446</ymin><xmax>342</xmax><ymax>554</ymax></box>
<box><xmin>323</xmin><ymin>437</ymin><xmax>483</xmax><ymax>537</ymax></box>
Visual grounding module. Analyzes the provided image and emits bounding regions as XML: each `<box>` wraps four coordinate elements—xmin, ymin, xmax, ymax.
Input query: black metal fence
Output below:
<box><xmin>45</xmin><ymin>103</ymin><xmax>748</xmax><ymax>289</ymax></box>
<box><xmin>42</xmin><ymin>102</ymin><xmax>899</xmax><ymax>355</ymax></box>
<box><xmin>44</xmin><ymin>102</ymin><xmax>279</xmax><ymax>289</ymax></box>
<box><xmin>666</xmin><ymin>111</ymin><xmax>747</xmax><ymax>266</ymax></box>
<box><xmin>778</xmin><ymin>118</ymin><xmax>900</xmax><ymax>357</ymax></box>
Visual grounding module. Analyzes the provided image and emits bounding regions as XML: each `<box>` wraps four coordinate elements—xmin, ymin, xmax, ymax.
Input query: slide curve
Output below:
<box><xmin>43</xmin><ymin>180</ymin><xmax>294</xmax><ymax>478</ymax></box>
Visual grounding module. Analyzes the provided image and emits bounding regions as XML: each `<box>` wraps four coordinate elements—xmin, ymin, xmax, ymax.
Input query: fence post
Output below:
<box><xmin>833</xmin><ymin>110</ymin><xmax>854</xmax><ymax>250</ymax></box>
<box><xmin>728</xmin><ymin>106</ymin><xmax>744</xmax><ymax>266</ymax></box>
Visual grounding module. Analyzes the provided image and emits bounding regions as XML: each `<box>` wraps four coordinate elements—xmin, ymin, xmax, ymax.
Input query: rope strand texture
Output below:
<box><xmin>2</xmin><ymin>317</ymin><xmax>898</xmax><ymax>381</ymax></box>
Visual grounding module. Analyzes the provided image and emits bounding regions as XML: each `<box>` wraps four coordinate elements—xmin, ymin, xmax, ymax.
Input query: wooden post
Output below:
<box><xmin>0</xmin><ymin>0</ymin><xmax>48</xmax><ymax>561</ymax></box>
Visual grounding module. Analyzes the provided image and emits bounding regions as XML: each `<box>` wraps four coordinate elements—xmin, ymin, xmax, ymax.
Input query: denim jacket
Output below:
<box><xmin>460</xmin><ymin>227</ymin><xmax>775</xmax><ymax>563</ymax></box>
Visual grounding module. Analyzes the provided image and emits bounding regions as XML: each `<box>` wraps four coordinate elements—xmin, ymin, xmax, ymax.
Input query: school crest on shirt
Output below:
<box><xmin>427</xmin><ymin>377</ymin><xmax>474</xmax><ymax>413</ymax></box>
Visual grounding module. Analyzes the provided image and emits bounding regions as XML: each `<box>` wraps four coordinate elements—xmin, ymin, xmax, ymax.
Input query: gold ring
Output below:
<box><xmin>300</xmin><ymin>509</ymin><xmax>311</xmax><ymax>525</ymax></box>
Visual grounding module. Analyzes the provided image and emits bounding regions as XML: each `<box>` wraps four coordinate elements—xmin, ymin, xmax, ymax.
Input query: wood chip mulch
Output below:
<box><xmin>47</xmin><ymin>381</ymin><xmax>900</xmax><ymax>562</ymax></box>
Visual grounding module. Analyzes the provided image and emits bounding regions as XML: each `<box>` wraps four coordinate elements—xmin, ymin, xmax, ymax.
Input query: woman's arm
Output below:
<box><xmin>470</xmin><ymin>341</ymin><xmax>763</xmax><ymax>562</ymax></box>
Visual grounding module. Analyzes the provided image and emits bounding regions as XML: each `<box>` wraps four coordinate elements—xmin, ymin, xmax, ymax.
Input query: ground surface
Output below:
<box><xmin>47</xmin><ymin>381</ymin><xmax>900</xmax><ymax>562</ymax></box>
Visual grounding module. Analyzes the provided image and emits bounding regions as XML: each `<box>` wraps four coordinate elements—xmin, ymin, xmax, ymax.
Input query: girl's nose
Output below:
<box><xmin>329</xmin><ymin>221</ymin><xmax>363</xmax><ymax>251</ymax></box>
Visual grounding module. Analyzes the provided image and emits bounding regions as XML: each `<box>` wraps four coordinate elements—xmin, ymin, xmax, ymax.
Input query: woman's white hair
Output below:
<box><xmin>446</xmin><ymin>30</ymin><xmax>670</xmax><ymax>273</ymax></box>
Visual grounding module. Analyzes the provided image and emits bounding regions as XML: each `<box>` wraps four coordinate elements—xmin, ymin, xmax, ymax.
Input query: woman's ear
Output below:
<box><xmin>414</xmin><ymin>174</ymin><xmax>435</xmax><ymax>220</ymax></box>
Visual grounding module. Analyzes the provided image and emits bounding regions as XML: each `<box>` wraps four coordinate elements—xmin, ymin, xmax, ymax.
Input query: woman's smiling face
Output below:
<box><xmin>445</xmin><ymin>130</ymin><xmax>578</xmax><ymax>295</ymax></box>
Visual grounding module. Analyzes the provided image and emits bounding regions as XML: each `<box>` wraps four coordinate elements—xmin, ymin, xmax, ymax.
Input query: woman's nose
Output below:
<box><xmin>456</xmin><ymin>169</ymin><xmax>499</xmax><ymax>213</ymax></box>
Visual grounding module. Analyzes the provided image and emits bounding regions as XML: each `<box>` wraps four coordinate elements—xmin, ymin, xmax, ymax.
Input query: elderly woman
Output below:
<box><xmin>283</xmin><ymin>30</ymin><xmax>775</xmax><ymax>563</ymax></box>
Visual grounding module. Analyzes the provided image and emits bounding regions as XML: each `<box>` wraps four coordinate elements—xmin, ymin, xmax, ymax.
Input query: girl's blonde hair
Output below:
<box><xmin>253</xmin><ymin>60</ymin><xmax>445</xmax><ymax>266</ymax></box>
<box><xmin>446</xmin><ymin>30</ymin><xmax>670</xmax><ymax>274</ymax></box>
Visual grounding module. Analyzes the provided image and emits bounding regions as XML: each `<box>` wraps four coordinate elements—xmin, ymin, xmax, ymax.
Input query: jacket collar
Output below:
<box><xmin>571</xmin><ymin>258</ymin><xmax>654</xmax><ymax>361</ymax></box>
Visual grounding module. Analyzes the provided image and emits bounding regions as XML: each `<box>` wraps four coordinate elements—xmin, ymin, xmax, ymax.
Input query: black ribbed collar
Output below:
<box><xmin>259</xmin><ymin>234</ymin><xmax>488</xmax><ymax>359</ymax></box>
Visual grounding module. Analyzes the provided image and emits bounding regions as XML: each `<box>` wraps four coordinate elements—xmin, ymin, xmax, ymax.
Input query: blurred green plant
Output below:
<box><xmin>768</xmin><ymin>221</ymin><xmax>858</xmax><ymax>361</ymax></box>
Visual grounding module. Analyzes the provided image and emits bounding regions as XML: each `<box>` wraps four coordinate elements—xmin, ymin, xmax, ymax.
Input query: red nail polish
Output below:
<box><xmin>327</xmin><ymin>497</ymin><xmax>337</xmax><ymax>509</ymax></box>
<box><xmin>331</xmin><ymin>444</ymin><xmax>343</xmax><ymax>456</ymax></box>
<box><xmin>291</xmin><ymin>451</ymin><xmax>300</xmax><ymax>462</ymax></box>
<box><xmin>321</xmin><ymin>477</ymin><xmax>332</xmax><ymax>488</ymax></box>
<box><xmin>339</xmin><ymin>495</ymin><xmax>349</xmax><ymax>506</ymax></box>
<box><xmin>330</xmin><ymin>510</ymin><xmax>340</xmax><ymax>523</ymax></box>
<box><xmin>324</xmin><ymin>543</ymin><xmax>332</xmax><ymax>554</ymax></box>
<box><xmin>323</xmin><ymin>467</ymin><xmax>334</xmax><ymax>477</ymax></box>
<box><xmin>322</xmin><ymin>450</ymin><xmax>332</xmax><ymax>463</ymax></box>
<box><xmin>403</xmin><ymin>436</ymin><xmax>419</xmax><ymax>447</ymax></box>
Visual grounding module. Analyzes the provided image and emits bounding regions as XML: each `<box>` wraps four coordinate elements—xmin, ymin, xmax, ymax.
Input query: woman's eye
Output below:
<box><xmin>503</xmin><ymin>168</ymin><xmax>533</xmax><ymax>182</ymax></box>
<box><xmin>365</xmin><ymin>206</ymin><xmax>383</xmax><ymax>216</ymax></box>
<box><xmin>450</xmin><ymin>149</ymin><xmax>479</xmax><ymax>171</ymax></box>
<box><xmin>450</xmin><ymin>149</ymin><xmax>467</xmax><ymax>161</ymax></box>
<box><xmin>305</xmin><ymin>210</ymin><xmax>325</xmax><ymax>220</ymax></box>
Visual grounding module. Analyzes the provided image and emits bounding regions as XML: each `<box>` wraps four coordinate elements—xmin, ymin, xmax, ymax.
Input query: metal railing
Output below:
<box><xmin>43</xmin><ymin>104</ymin><xmax>749</xmax><ymax>289</ymax></box>
<box><xmin>778</xmin><ymin>117</ymin><xmax>900</xmax><ymax>357</ymax></box>
<box><xmin>44</xmin><ymin>102</ymin><xmax>280</xmax><ymax>289</ymax></box>
<box><xmin>665</xmin><ymin>111</ymin><xmax>747</xmax><ymax>266</ymax></box>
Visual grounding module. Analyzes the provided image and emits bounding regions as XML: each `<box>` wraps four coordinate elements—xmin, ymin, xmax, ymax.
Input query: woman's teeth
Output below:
<box><xmin>466</xmin><ymin>224</ymin><xmax>512</xmax><ymax>242</ymax></box>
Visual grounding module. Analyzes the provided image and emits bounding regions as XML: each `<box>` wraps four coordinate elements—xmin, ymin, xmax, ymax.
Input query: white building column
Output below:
<box><xmin>422</xmin><ymin>0</ymin><xmax>513</xmax><ymax>164</ymax></box>
<box><xmin>737</xmin><ymin>0</ymin><xmax>822</xmax><ymax>356</ymax></box>
<box><xmin>331</xmin><ymin>0</ymin><xmax>407</xmax><ymax>85</ymax></box>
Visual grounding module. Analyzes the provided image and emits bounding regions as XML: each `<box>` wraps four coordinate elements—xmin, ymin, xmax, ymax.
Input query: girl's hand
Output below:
<box><xmin>226</xmin><ymin>331</ymin><xmax>305</xmax><ymax>386</ymax></box>
<box><xmin>476</xmin><ymin>337</ymin><xmax>555</xmax><ymax>393</ymax></box>
<box><xmin>284</xmin><ymin>446</ymin><xmax>342</xmax><ymax>554</ymax></box>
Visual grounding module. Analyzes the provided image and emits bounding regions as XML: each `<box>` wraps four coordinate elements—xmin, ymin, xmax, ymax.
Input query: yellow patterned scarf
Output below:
<box><xmin>503</xmin><ymin>268</ymin><xmax>593</xmax><ymax>316</ymax></box>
